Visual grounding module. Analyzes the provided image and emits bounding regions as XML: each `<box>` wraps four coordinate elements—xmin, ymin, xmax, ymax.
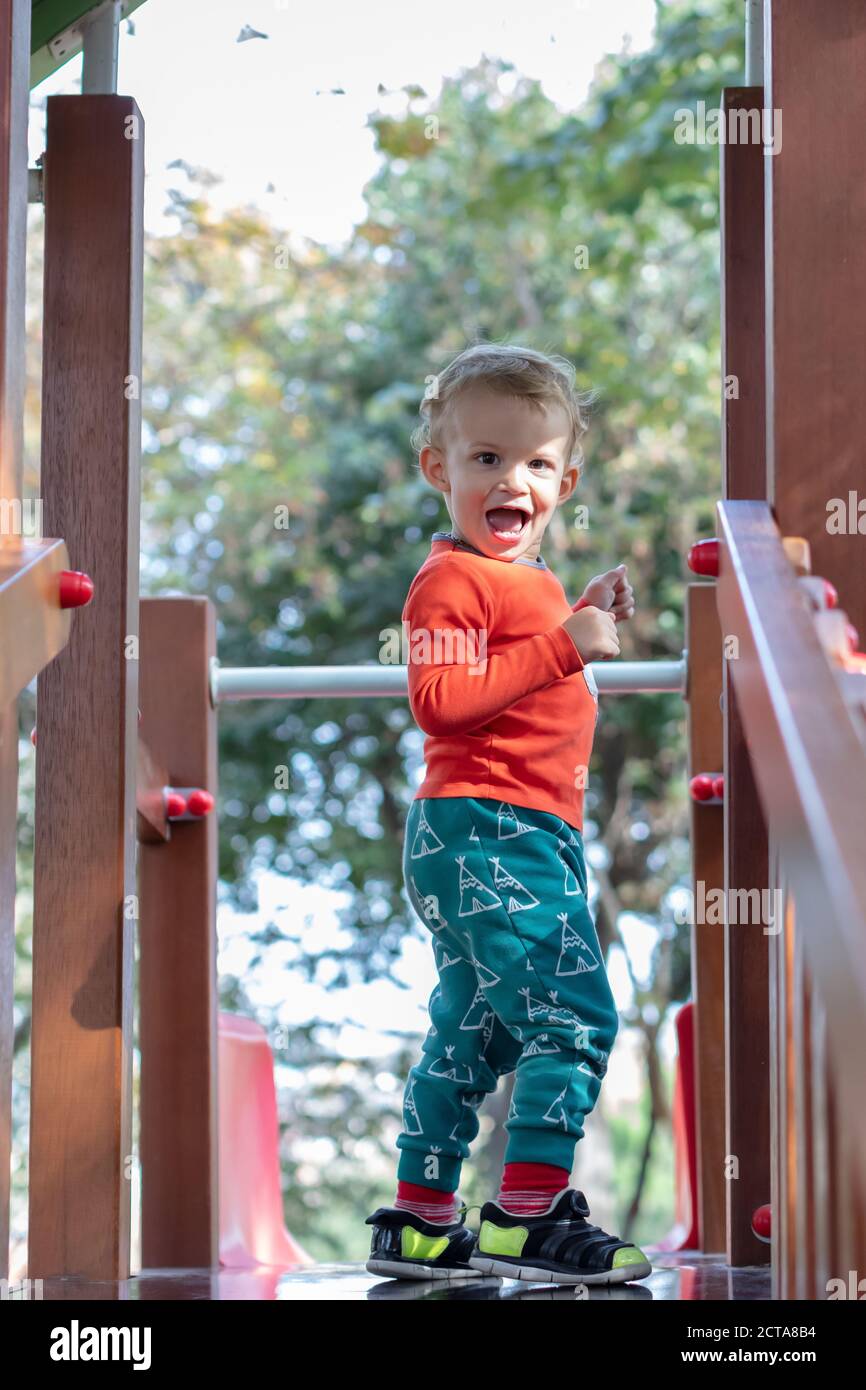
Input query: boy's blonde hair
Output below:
<box><xmin>410</xmin><ymin>342</ymin><xmax>598</xmax><ymax>478</ymax></box>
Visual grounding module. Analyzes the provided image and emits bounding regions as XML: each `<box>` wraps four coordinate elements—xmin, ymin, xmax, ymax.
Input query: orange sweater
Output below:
<box><xmin>402</xmin><ymin>532</ymin><xmax>599</xmax><ymax>832</ymax></box>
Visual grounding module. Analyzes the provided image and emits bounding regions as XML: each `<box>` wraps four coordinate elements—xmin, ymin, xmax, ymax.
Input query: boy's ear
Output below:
<box><xmin>419</xmin><ymin>444</ymin><xmax>450</xmax><ymax>495</ymax></box>
<box><xmin>558</xmin><ymin>462</ymin><xmax>581</xmax><ymax>503</ymax></box>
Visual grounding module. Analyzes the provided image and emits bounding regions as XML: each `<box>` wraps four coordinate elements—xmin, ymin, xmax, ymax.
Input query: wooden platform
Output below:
<box><xmin>17</xmin><ymin>1249</ymin><xmax>772</xmax><ymax>1301</ymax></box>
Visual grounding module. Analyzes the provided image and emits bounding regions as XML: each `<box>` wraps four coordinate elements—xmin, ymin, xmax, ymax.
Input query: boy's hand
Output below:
<box><xmin>574</xmin><ymin>563</ymin><xmax>635</xmax><ymax>621</ymax></box>
<box><xmin>560</xmin><ymin>605</ymin><xmax>620</xmax><ymax>664</ymax></box>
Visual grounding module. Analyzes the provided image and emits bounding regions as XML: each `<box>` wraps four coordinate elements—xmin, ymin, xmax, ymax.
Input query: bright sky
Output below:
<box><xmin>30</xmin><ymin>0</ymin><xmax>658</xmax><ymax>246</ymax></box>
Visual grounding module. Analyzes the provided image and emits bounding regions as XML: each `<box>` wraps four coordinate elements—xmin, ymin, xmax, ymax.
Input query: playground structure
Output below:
<box><xmin>2</xmin><ymin>0</ymin><xmax>866</xmax><ymax>1298</ymax></box>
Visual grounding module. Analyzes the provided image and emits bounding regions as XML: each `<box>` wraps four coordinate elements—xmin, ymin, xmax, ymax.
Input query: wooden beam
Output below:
<box><xmin>765</xmin><ymin>0</ymin><xmax>866</xmax><ymax>639</ymax></box>
<box><xmin>716</xmin><ymin>500</ymin><xmax>866</xmax><ymax>1167</ymax></box>
<box><xmin>0</xmin><ymin>0</ymin><xmax>31</xmax><ymax>1286</ymax></box>
<box><xmin>139</xmin><ymin>597</ymin><xmax>219</xmax><ymax>1268</ymax></box>
<box><xmin>136</xmin><ymin>734</ymin><xmax>169</xmax><ymax>844</ymax></box>
<box><xmin>685</xmin><ymin>581</ymin><xmax>725</xmax><ymax>1253</ymax></box>
<box><xmin>722</xmin><ymin>672</ymin><xmax>771</xmax><ymax>1266</ymax></box>
<box><xmin>721</xmin><ymin>87</ymin><xmax>767</xmax><ymax>501</ymax></box>
<box><xmin>0</xmin><ymin>0</ymin><xmax>28</xmax><ymax>520</ymax></box>
<box><xmin>719</xmin><ymin>85</ymin><xmax>770</xmax><ymax>1269</ymax></box>
<box><xmin>0</xmin><ymin>539</ymin><xmax>71</xmax><ymax>705</ymax></box>
<box><xmin>29</xmin><ymin>94</ymin><xmax>144</xmax><ymax>1280</ymax></box>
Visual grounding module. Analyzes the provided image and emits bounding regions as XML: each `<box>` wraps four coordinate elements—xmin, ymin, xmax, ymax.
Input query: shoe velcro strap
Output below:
<box><xmin>540</xmin><ymin>1228</ymin><xmax>629</xmax><ymax>1267</ymax></box>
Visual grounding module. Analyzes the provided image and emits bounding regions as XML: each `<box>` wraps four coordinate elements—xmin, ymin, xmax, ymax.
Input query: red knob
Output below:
<box><xmin>752</xmin><ymin>1203</ymin><xmax>771</xmax><ymax>1242</ymax></box>
<box><xmin>164</xmin><ymin>791</ymin><xmax>187</xmax><ymax>819</ymax></box>
<box><xmin>687</xmin><ymin>539</ymin><xmax>719</xmax><ymax>577</ymax></box>
<box><xmin>58</xmin><ymin>570</ymin><xmax>94</xmax><ymax>609</ymax></box>
<box><xmin>823</xmin><ymin>580</ymin><xmax>838</xmax><ymax>609</ymax></box>
<box><xmin>711</xmin><ymin>775</ymin><xmax>724</xmax><ymax>799</ymax></box>
<box><xmin>689</xmin><ymin>774</ymin><xmax>716</xmax><ymax>802</ymax></box>
<box><xmin>30</xmin><ymin>726</ymin><xmax>37</xmax><ymax>747</ymax></box>
<box><xmin>186</xmin><ymin>788</ymin><xmax>214</xmax><ymax>817</ymax></box>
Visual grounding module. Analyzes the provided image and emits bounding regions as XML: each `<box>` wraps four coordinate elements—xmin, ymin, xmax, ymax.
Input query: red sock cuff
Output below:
<box><xmin>500</xmin><ymin>1162</ymin><xmax>570</xmax><ymax>1192</ymax></box>
<box><xmin>396</xmin><ymin>1179</ymin><xmax>457</xmax><ymax>1204</ymax></box>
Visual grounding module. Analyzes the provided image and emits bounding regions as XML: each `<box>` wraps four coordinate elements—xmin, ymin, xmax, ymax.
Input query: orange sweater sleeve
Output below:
<box><xmin>404</xmin><ymin>565</ymin><xmax>585</xmax><ymax>737</ymax></box>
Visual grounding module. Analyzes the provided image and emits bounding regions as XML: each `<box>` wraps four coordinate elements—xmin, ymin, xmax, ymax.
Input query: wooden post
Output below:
<box><xmin>719</xmin><ymin>86</ymin><xmax>770</xmax><ymax>1268</ymax></box>
<box><xmin>765</xmin><ymin>1</ymin><xmax>866</xmax><ymax>639</ymax></box>
<box><xmin>0</xmin><ymin>0</ymin><xmax>31</xmax><ymax>1285</ymax></box>
<box><xmin>29</xmin><ymin>95</ymin><xmax>144</xmax><ymax>1280</ymax></box>
<box><xmin>139</xmin><ymin>597</ymin><xmax>219</xmax><ymax>1269</ymax></box>
<box><xmin>764</xmin><ymin>0</ymin><xmax>866</xmax><ymax>1297</ymax></box>
<box><xmin>685</xmin><ymin>582</ymin><xmax>724</xmax><ymax>1253</ymax></box>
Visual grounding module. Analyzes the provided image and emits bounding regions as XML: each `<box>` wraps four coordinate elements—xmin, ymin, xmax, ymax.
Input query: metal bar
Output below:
<box><xmin>81</xmin><ymin>0</ymin><xmax>120</xmax><ymax>95</ymax></box>
<box><xmin>745</xmin><ymin>0</ymin><xmax>764</xmax><ymax>87</ymax></box>
<box><xmin>210</xmin><ymin>657</ymin><xmax>687</xmax><ymax>705</ymax></box>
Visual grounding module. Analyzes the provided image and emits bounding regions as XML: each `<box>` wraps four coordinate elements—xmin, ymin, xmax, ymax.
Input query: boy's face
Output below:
<box><xmin>419</xmin><ymin>385</ymin><xmax>579</xmax><ymax>563</ymax></box>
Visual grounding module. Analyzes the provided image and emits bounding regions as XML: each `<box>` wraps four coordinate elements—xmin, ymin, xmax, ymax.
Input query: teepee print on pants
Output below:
<box><xmin>489</xmin><ymin>856</ymin><xmax>540</xmax><ymax>912</ymax></box>
<box><xmin>523</xmin><ymin>1032</ymin><xmax>562</xmax><ymax>1056</ymax></box>
<box><xmin>469</xmin><ymin>955</ymin><xmax>501</xmax><ymax>988</ymax></box>
<box><xmin>555</xmin><ymin>911</ymin><xmax>600</xmax><ymax>976</ymax></box>
<box><xmin>427</xmin><ymin>1044</ymin><xmax>475</xmax><ymax>1083</ymax></box>
<box><xmin>396</xmin><ymin>797</ymin><xmax>621</xmax><ymax>1193</ymax></box>
<box><xmin>556</xmin><ymin>840</ymin><xmax>583</xmax><ymax>896</ymax></box>
<box><xmin>543</xmin><ymin>1083</ymin><xmax>571</xmax><ymax>1130</ymax></box>
<box><xmin>518</xmin><ymin>984</ymin><xmax>595</xmax><ymax>1033</ymax></box>
<box><xmin>496</xmin><ymin>802</ymin><xmax>540</xmax><ymax>839</ymax></box>
<box><xmin>409</xmin><ymin>875</ymin><xmax>449</xmax><ymax>933</ymax></box>
<box><xmin>402</xmin><ymin>1076</ymin><xmax>424</xmax><ymax>1136</ymax></box>
<box><xmin>460</xmin><ymin>983</ymin><xmax>495</xmax><ymax>1032</ymax></box>
<box><xmin>410</xmin><ymin>805</ymin><xmax>445</xmax><ymax>859</ymax></box>
<box><xmin>433</xmin><ymin>939</ymin><xmax>468</xmax><ymax>972</ymax></box>
<box><xmin>456</xmin><ymin>855</ymin><xmax>502</xmax><ymax>917</ymax></box>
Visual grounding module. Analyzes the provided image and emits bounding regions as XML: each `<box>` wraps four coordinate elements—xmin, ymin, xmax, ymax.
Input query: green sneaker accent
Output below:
<box><xmin>612</xmin><ymin>1246</ymin><xmax>648</xmax><ymax>1268</ymax></box>
<box><xmin>401</xmin><ymin>1228</ymin><xmax>450</xmax><ymax>1261</ymax></box>
<box><xmin>479</xmin><ymin>1219</ymin><xmax>528</xmax><ymax>1257</ymax></box>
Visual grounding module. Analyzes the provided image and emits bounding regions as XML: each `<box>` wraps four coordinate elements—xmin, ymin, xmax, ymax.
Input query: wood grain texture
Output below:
<box><xmin>719</xmin><ymin>86</ymin><xmax>771</xmax><ymax>1269</ymax></box>
<box><xmin>721</xmin><ymin>87</ymin><xmax>766</xmax><ymax>502</ymax></box>
<box><xmin>723</xmin><ymin>673</ymin><xmax>770</xmax><ymax>1267</ymax></box>
<box><xmin>765</xmin><ymin>0</ymin><xmax>866</xmax><ymax>639</ymax></box>
<box><xmin>717</xmin><ymin>499</ymin><xmax>866</xmax><ymax>1295</ymax></box>
<box><xmin>0</xmin><ymin>0</ymin><xmax>31</xmax><ymax>1285</ymax></box>
<box><xmin>685</xmin><ymin>582</ymin><xmax>725</xmax><ymax>1254</ymax></box>
<box><xmin>136</xmin><ymin>734</ymin><xmax>169</xmax><ymax>844</ymax></box>
<box><xmin>0</xmin><ymin>539</ymin><xmax>71</xmax><ymax>704</ymax></box>
<box><xmin>29</xmin><ymin>95</ymin><xmax>143</xmax><ymax>1280</ymax></box>
<box><xmin>139</xmin><ymin>597</ymin><xmax>219</xmax><ymax>1268</ymax></box>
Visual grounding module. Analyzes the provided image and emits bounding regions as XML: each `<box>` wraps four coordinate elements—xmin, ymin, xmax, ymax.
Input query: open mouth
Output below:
<box><xmin>485</xmin><ymin>506</ymin><xmax>531</xmax><ymax>541</ymax></box>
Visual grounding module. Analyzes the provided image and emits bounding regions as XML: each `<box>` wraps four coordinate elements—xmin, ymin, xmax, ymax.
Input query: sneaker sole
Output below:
<box><xmin>468</xmin><ymin>1253</ymin><xmax>653</xmax><ymax>1286</ymax></box>
<box><xmin>366</xmin><ymin>1257</ymin><xmax>483</xmax><ymax>1281</ymax></box>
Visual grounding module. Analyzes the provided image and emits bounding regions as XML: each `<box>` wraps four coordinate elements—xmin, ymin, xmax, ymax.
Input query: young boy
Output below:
<box><xmin>365</xmin><ymin>344</ymin><xmax>652</xmax><ymax>1287</ymax></box>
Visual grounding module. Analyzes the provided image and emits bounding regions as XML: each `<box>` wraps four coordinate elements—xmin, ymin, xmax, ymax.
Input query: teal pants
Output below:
<box><xmin>395</xmin><ymin>797</ymin><xmax>619</xmax><ymax>1192</ymax></box>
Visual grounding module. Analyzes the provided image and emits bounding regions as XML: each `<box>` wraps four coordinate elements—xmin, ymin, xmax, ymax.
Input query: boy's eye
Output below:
<box><xmin>474</xmin><ymin>453</ymin><xmax>550</xmax><ymax>468</ymax></box>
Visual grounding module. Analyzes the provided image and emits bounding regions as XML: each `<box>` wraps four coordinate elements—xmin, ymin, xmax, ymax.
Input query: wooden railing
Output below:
<box><xmin>0</xmin><ymin>535</ymin><xmax>81</xmax><ymax>1284</ymax></box>
<box><xmin>0</xmin><ymin>539</ymin><xmax>72</xmax><ymax>707</ymax></box>
<box><xmin>692</xmin><ymin>503</ymin><xmax>866</xmax><ymax>1301</ymax></box>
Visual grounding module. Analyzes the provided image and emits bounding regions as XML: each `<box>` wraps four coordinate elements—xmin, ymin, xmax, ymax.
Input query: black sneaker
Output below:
<box><xmin>468</xmin><ymin>1187</ymin><xmax>653</xmax><ymax>1286</ymax></box>
<box><xmin>365</xmin><ymin>1198</ymin><xmax>480</xmax><ymax>1281</ymax></box>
